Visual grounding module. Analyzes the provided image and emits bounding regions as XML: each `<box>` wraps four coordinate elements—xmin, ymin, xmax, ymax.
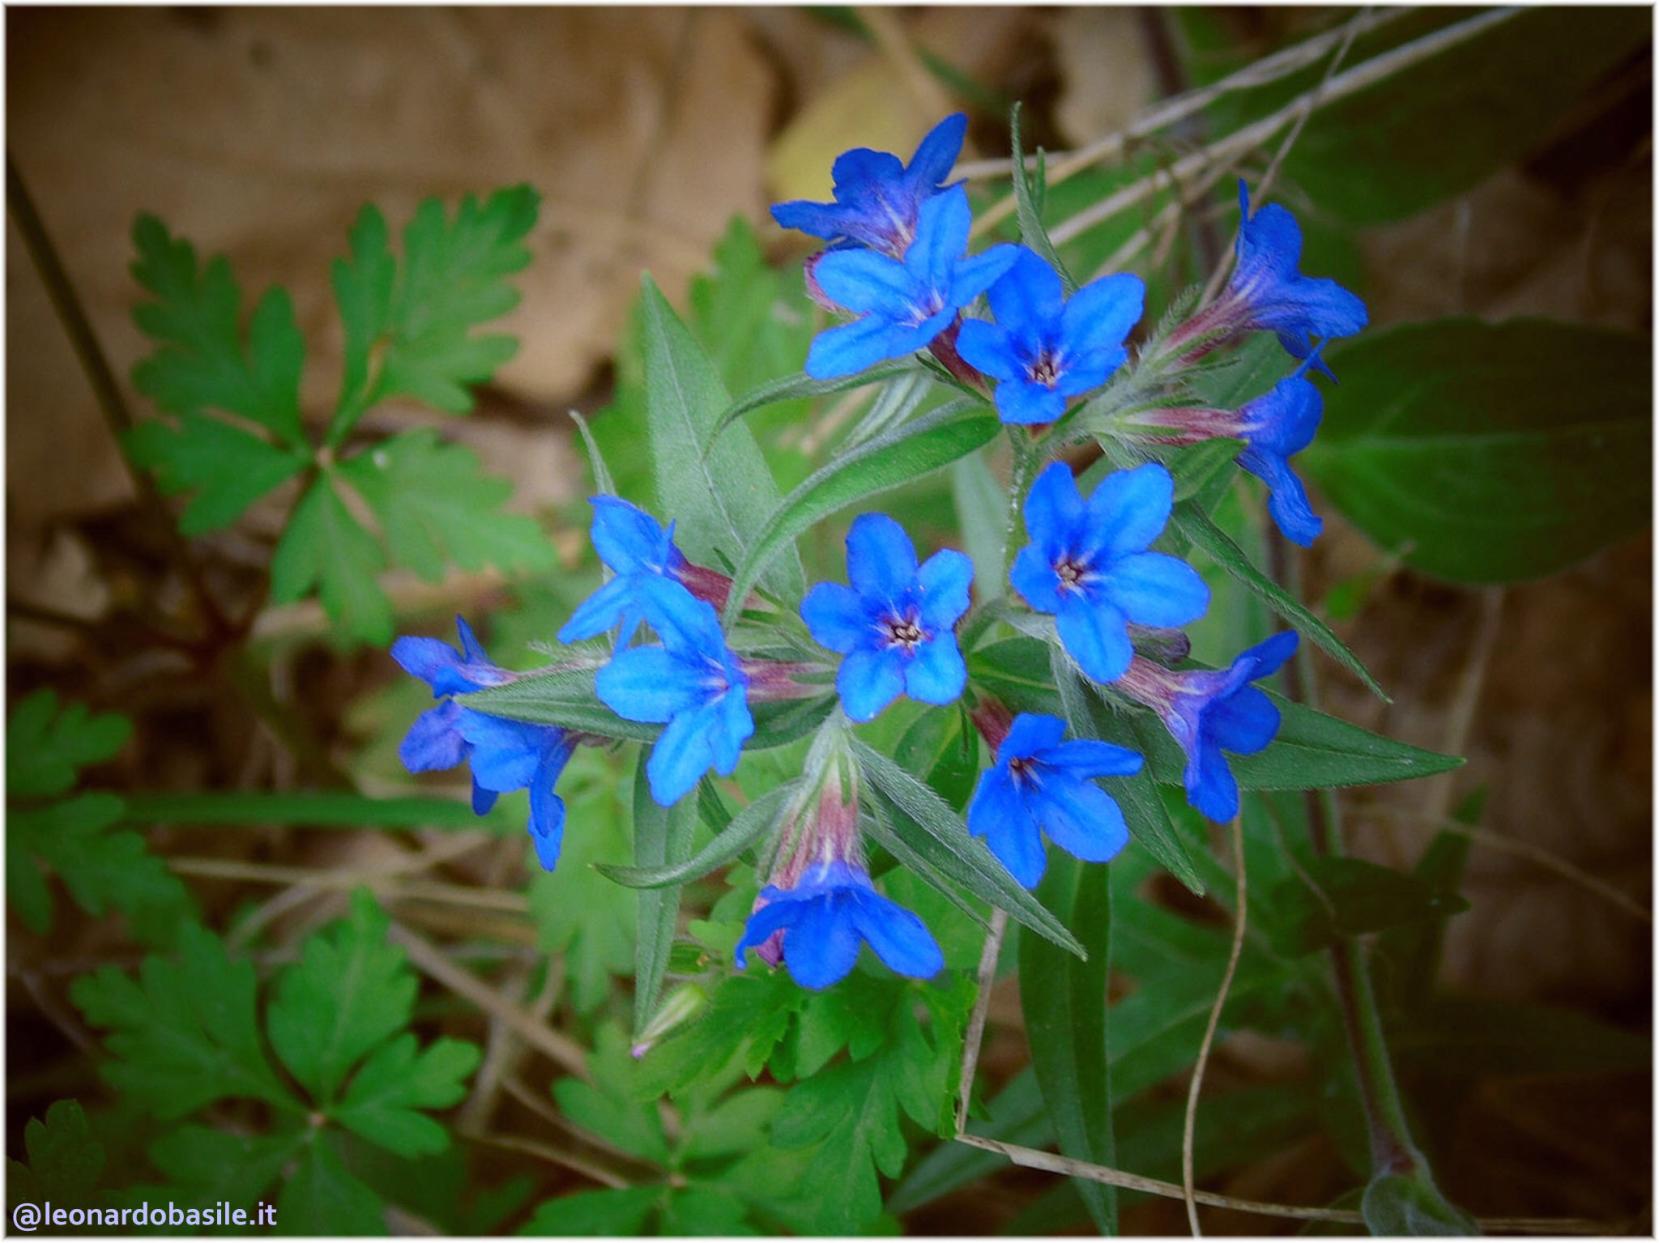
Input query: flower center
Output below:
<box><xmin>1055</xmin><ymin>556</ymin><xmax>1089</xmax><ymax>591</ymax></box>
<box><xmin>1028</xmin><ymin>351</ymin><xmax>1062</xmax><ymax>388</ymax></box>
<box><xmin>1008</xmin><ymin>755</ymin><xmax>1036</xmax><ymax>786</ymax></box>
<box><xmin>883</xmin><ymin>613</ymin><xmax>927</xmax><ymax>651</ymax></box>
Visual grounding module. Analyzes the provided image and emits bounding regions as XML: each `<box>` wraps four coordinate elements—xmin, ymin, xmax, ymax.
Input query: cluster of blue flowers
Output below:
<box><xmin>393</xmin><ymin>114</ymin><xmax>1366</xmax><ymax>994</ymax></box>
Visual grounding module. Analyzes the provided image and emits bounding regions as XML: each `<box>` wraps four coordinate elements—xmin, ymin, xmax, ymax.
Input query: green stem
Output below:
<box><xmin>1269</xmin><ymin>532</ymin><xmax>1425</xmax><ymax>1178</ymax></box>
<box><xmin>1000</xmin><ymin>427</ymin><xmax>1043</xmax><ymax>575</ymax></box>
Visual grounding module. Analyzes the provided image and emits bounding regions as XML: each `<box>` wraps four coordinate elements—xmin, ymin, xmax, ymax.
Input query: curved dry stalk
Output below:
<box><xmin>955</xmin><ymin>1134</ymin><xmax>1611</xmax><ymax>1233</ymax></box>
<box><xmin>1180</xmin><ymin>814</ymin><xmax>1248</xmax><ymax>1237</ymax></box>
<box><xmin>1035</xmin><ymin>8</ymin><xmax>1520</xmax><ymax>250</ymax></box>
<box><xmin>168</xmin><ymin>855</ymin><xmax>529</xmax><ymax>915</ymax></box>
<box><xmin>461</xmin><ymin>1130</ymin><xmax>630</xmax><ymax>1190</ymax></box>
<box><xmin>388</xmin><ymin>920</ymin><xmax>588</xmax><ymax>1077</ymax></box>
<box><xmin>954</xmin><ymin>907</ymin><xmax>1009</xmax><ymax>1134</ymax></box>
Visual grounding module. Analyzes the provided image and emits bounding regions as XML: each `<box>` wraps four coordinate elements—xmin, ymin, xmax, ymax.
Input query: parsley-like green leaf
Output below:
<box><xmin>126</xmin><ymin>214</ymin><xmax>309</xmax><ymax>531</ymax></box>
<box><xmin>267</xmin><ymin>890</ymin><xmax>415</xmax><ymax>1104</ymax></box>
<box><xmin>280</xmin><ymin>1132</ymin><xmax>387</xmax><ymax>1235</ymax></box>
<box><xmin>6</xmin><ymin>693</ymin><xmax>194</xmax><ymax>945</ymax></box>
<box><xmin>339</xmin><ymin>429</ymin><xmax>553</xmax><ymax>582</ymax></box>
<box><xmin>7</xmin><ymin>1100</ymin><xmax>105</xmax><ymax>1207</ymax></box>
<box><xmin>70</xmin><ymin>922</ymin><xmax>298</xmax><ymax>1118</ymax></box>
<box><xmin>8</xmin><ymin>690</ymin><xmax>132</xmax><ymax>799</ymax></box>
<box><xmin>270</xmin><ymin>475</ymin><xmax>392</xmax><ymax>644</ymax></box>
<box><xmin>150</xmin><ymin>1125</ymin><xmax>305</xmax><ymax>1208</ymax></box>
<box><xmin>126</xmin><ymin>413</ymin><xmax>307</xmax><ymax>535</ymax></box>
<box><xmin>329</xmin><ymin>186</ymin><xmax>539</xmax><ymax>441</ymax></box>
<box><xmin>333</xmin><ymin>1035</ymin><xmax>481</xmax><ymax>1159</ymax></box>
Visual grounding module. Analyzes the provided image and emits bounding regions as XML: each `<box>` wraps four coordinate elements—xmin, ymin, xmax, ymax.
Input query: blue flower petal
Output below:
<box><xmin>1241</xmin><ymin>631</ymin><xmax>1299</xmax><ymax>678</ymax></box>
<box><xmin>734</xmin><ymin>897</ymin><xmax>799</xmax><ymax>969</ymax></box>
<box><xmin>905</xmin><ymin>186</ymin><xmax>972</xmax><ymax>286</ymax></box>
<box><xmin>1001</xmin><ymin>712</ymin><xmax>1067</xmax><ymax>759</ymax></box>
<box><xmin>1009</xmin><ymin>543</ymin><xmax>1064</xmax><ymax>613</ymax></box>
<box><xmin>556</xmin><ymin>574</ymin><xmax>637</xmax><ymax>643</ymax></box>
<box><xmin>1098</xmin><ymin>551</ymin><xmax>1210</xmax><ymax>628</ymax></box>
<box><xmin>527</xmin><ymin>769</ymin><xmax>567</xmax><ymax>872</ymax></box>
<box><xmin>949</xmin><ymin>244</ymin><xmax>1022</xmax><ymax>307</ymax></box>
<box><xmin>845</xmin><ymin>513</ymin><xmax>919</xmax><ymax>607</ymax></box>
<box><xmin>1056</xmin><ymin>595</ymin><xmax>1133</xmax><ymax>684</ymax></box>
<box><xmin>813</xmin><ymin>249</ymin><xmax>920</xmax><ymax>317</ymax></box>
<box><xmin>589</xmin><ymin>497</ymin><xmax>672</xmax><ymax>576</ymax></box>
<box><xmin>954</xmin><ymin>320</ymin><xmax>1024</xmax><ymax>382</ymax></box>
<box><xmin>1059</xmin><ymin>272</ymin><xmax>1145</xmax><ymax>357</ymax></box>
<box><xmin>801</xmin><ymin>582</ymin><xmax>874</xmax><ymax>654</ymax></box>
<box><xmin>837</xmin><ymin>647</ymin><xmax>906</xmax><ymax>722</ymax></box>
<box><xmin>455</xmin><ymin>710</ymin><xmax>548</xmax><ymax>792</ymax></box>
<box><xmin>832</xmin><ymin>147</ymin><xmax>906</xmax><ymax>192</ymax></box>
<box><xmin>391</xmin><ymin>635</ymin><xmax>466</xmax><ymax>693</ymax></box>
<box><xmin>785</xmin><ymin>895</ymin><xmax>864</xmax><ymax>990</ymax></box>
<box><xmin>1186</xmin><ymin>740</ymin><xmax>1240</xmax><ymax>822</ymax></box>
<box><xmin>1040</xmin><ymin>737</ymin><xmax>1143</xmax><ymax>778</ymax></box>
<box><xmin>1205</xmin><ymin>684</ymin><xmax>1279</xmax><ymax>756</ymax></box>
<box><xmin>636</xmin><ymin>576</ymin><xmax>727</xmax><ymax>657</ymax></box>
<box><xmin>399</xmin><ymin>702</ymin><xmax>467</xmax><ymax>773</ymax></box>
<box><xmin>1242</xmin><ymin>447</ymin><xmax>1324</xmax><ymax>547</ymax></box>
<box><xmin>986</xmin><ymin>248</ymin><xmax>1065</xmax><ymax>344</ymax></box>
<box><xmin>968</xmin><ymin>767</ymin><xmax>1046</xmax><ymax>889</ymax></box>
<box><xmin>806</xmin><ymin>315</ymin><xmax>926</xmax><ymax>380</ymax></box>
<box><xmin>917</xmin><ymin>548</ymin><xmax>973</xmax><ymax>630</ymax></box>
<box><xmin>1243</xmin><ymin>376</ymin><xmax>1322</xmax><ymax>457</ymax></box>
<box><xmin>904</xmin><ymin>113</ymin><xmax>968</xmax><ymax>188</ymax></box>
<box><xmin>1039</xmin><ymin>773</ymin><xmax>1131</xmax><ymax>864</ymax></box>
<box><xmin>1023</xmin><ymin>462</ymin><xmax>1087</xmax><ymax>563</ymax></box>
<box><xmin>647</xmin><ymin>706</ymin><xmax>718</xmax><ymax>807</ymax></box>
<box><xmin>849</xmin><ymin>889</ymin><xmax>944</xmax><ymax>980</ymax></box>
<box><xmin>769</xmin><ymin>199</ymin><xmax>856</xmax><ymax>241</ymax></box>
<box><xmin>995</xmin><ymin>376</ymin><xmax>1067</xmax><ymax>426</ymax></box>
<box><xmin>903</xmin><ymin>634</ymin><xmax>966</xmax><ymax>706</ymax></box>
<box><xmin>711</xmin><ymin>690</ymin><xmax>755</xmax><ymax>776</ymax></box>
<box><xmin>1081</xmin><ymin>462</ymin><xmax>1173</xmax><ymax>560</ymax></box>
<box><xmin>471</xmin><ymin>779</ymin><xmax>499</xmax><ymax>816</ymax></box>
<box><xmin>595</xmin><ymin>647</ymin><xmax>703</xmax><ymax>723</ymax></box>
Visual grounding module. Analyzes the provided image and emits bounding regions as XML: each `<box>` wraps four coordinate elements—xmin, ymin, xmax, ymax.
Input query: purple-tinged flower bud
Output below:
<box><xmin>736</xmin><ymin>767</ymin><xmax>942</xmax><ymax>989</ymax></box>
<box><xmin>1115</xmin><ymin>632</ymin><xmax>1298</xmax><ymax>822</ymax></box>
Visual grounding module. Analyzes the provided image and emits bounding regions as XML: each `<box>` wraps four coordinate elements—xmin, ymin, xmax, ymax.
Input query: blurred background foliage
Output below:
<box><xmin>6</xmin><ymin>5</ymin><xmax>1651</xmax><ymax>1235</ymax></box>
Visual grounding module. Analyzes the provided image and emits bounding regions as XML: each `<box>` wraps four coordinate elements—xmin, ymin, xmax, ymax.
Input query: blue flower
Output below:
<box><xmin>392</xmin><ymin>616</ymin><xmax>573</xmax><ymax>871</ymax></box>
<box><xmin>1011</xmin><ymin>462</ymin><xmax>1209</xmax><ymax>684</ymax></box>
<box><xmin>558</xmin><ymin>497</ymin><xmax>735</xmax><ymax>643</ymax></box>
<box><xmin>1227</xmin><ymin>181</ymin><xmax>1367</xmax><ymax>372</ymax></box>
<box><xmin>1121</xmin><ymin>632</ymin><xmax>1298</xmax><ymax>822</ymax></box>
<box><xmin>734</xmin><ymin>859</ymin><xmax>944</xmax><ymax>990</ymax></box>
<box><xmin>805</xmin><ymin>186</ymin><xmax>1019</xmax><ymax>380</ymax></box>
<box><xmin>801</xmin><ymin>513</ymin><xmax>972</xmax><ymax>722</ymax></box>
<box><xmin>595</xmin><ymin>577</ymin><xmax>753</xmax><ymax>807</ymax></box>
<box><xmin>771</xmin><ymin>114</ymin><xmax>968</xmax><ymax>258</ymax></box>
<box><xmin>967</xmin><ymin>713</ymin><xmax>1142</xmax><ymax>888</ymax></box>
<box><xmin>956</xmin><ymin>247</ymin><xmax>1145</xmax><ymax>425</ymax></box>
<box><xmin>1235</xmin><ymin>359</ymin><xmax>1324</xmax><ymax>547</ymax></box>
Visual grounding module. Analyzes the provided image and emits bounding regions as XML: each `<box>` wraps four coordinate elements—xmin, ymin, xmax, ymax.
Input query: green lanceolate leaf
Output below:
<box><xmin>1308</xmin><ymin>319</ymin><xmax>1651</xmax><ymax>583</ymax></box>
<box><xmin>570</xmin><ymin>409</ymin><xmax>618</xmax><ymax>497</ymax></box>
<box><xmin>1123</xmin><ymin>685</ymin><xmax>1462</xmax><ymax>792</ymax></box>
<box><xmin>705</xmin><ymin>362</ymin><xmax>918</xmax><ymax>449</ymax></box>
<box><xmin>600</xmin><ymin>782</ymin><xmax>798</xmax><ymax>890</ymax></box>
<box><xmin>721</xmin><ymin>400</ymin><xmax>997</xmax><ymax>626</ymax></box>
<box><xmin>638</xmin><ymin>275</ymin><xmax>803</xmax><ymax>599</ymax></box>
<box><xmin>459</xmin><ymin>665</ymin><xmax>659</xmax><ymax>742</ymax></box>
<box><xmin>70</xmin><ymin>922</ymin><xmax>298</xmax><ymax>1118</ymax></box>
<box><xmin>852</xmin><ymin>740</ymin><xmax>1084</xmax><ymax>958</ymax></box>
<box><xmin>952</xmin><ymin>453</ymin><xmax>1008</xmax><ymax>603</ymax></box>
<box><xmin>329</xmin><ymin>185</ymin><xmax>539</xmax><ymax>440</ymax></box>
<box><xmin>338</xmin><ymin>428</ymin><xmax>554</xmax><ymax>581</ymax></box>
<box><xmin>631</xmin><ymin>760</ymin><xmax>698</xmax><ymax>1036</ymax></box>
<box><xmin>1050</xmin><ymin>649</ymin><xmax>1205</xmax><ymax>894</ymax></box>
<box><xmin>1020</xmin><ymin>852</ymin><xmax>1116</xmax><ymax>1233</ymax></box>
<box><xmin>1268</xmin><ymin>856</ymin><xmax>1469</xmax><ymax>957</ymax></box>
<box><xmin>1174</xmin><ymin>503</ymin><xmax>1387</xmax><ymax>700</ymax></box>
<box><xmin>270</xmin><ymin>474</ymin><xmax>392</xmax><ymax>645</ymax></box>
<box><xmin>266</xmin><ymin>890</ymin><xmax>415</xmax><ymax>1104</ymax></box>
<box><xmin>894</xmin><ymin>704</ymin><xmax>980</xmax><ymax>812</ymax></box>
<box><xmin>1009</xmin><ymin>102</ymin><xmax>1074</xmax><ymax>291</ymax></box>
